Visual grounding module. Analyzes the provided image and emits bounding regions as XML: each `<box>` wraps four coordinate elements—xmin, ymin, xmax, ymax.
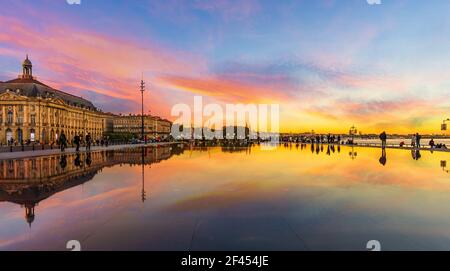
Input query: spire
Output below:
<box><xmin>21</xmin><ymin>54</ymin><xmax>33</xmax><ymax>79</ymax></box>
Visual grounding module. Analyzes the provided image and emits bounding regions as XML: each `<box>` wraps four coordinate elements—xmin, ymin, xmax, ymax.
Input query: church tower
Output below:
<box><xmin>21</xmin><ymin>55</ymin><xmax>33</xmax><ymax>79</ymax></box>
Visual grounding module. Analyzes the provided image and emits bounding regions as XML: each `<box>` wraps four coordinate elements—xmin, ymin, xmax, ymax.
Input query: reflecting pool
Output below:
<box><xmin>1</xmin><ymin>143</ymin><xmax>450</xmax><ymax>251</ymax></box>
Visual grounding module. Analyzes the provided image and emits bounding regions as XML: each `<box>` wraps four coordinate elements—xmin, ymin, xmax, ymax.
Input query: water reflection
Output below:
<box><xmin>379</xmin><ymin>148</ymin><xmax>387</xmax><ymax>166</ymax></box>
<box><xmin>1</xmin><ymin>143</ymin><xmax>450</xmax><ymax>250</ymax></box>
<box><xmin>412</xmin><ymin>149</ymin><xmax>422</xmax><ymax>160</ymax></box>
<box><xmin>442</xmin><ymin>160</ymin><xmax>449</xmax><ymax>173</ymax></box>
<box><xmin>0</xmin><ymin>145</ymin><xmax>186</xmax><ymax>226</ymax></box>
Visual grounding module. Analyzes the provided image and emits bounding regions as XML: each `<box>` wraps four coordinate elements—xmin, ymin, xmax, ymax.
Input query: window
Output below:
<box><xmin>18</xmin><ymin>105</ymin><xmax>24</xmax><ymax>112</ymax></box>
<box><xmin>17</xmin><ymin>114</ymin><xmax>23</xmax><ymax>124</ymax></box>
<box><xmin>7</xmin><ymin>111</ymin><xmax>13</xmax><ymax>124</ymax></box>
<box><xmin>30</xmin><ymin>115</ymin><xmax>36</xmax><ymax>125</ymax></box>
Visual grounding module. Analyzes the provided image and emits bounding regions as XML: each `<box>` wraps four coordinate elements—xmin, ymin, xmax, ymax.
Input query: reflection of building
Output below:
<box><xmin>0</xmin><ymin>56</ymin><xmax>108</xmax><ymax>144</ymax></box>
<box><xmin>0</xmin><ymin>145</ymin><xmax>185</xmax><ymax>226</ymax></box>
<box><xmin>113</xmin><ymin>114</ymin><xmax>172</xmax><ymax>139</ymax></box>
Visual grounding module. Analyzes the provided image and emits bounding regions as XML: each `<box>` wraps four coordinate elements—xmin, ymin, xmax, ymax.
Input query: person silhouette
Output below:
<box><xmin>412</xmin><ymin>149</ymin><xmax>421</xmax><ymax>160</ymax></box>
<box><xmin>379</xmin><ymin>148</ymin><xmax>387</xmax><ymax>166</ymax></box>
<box><xmin>59</xmin><ymin>155</ymin><xmax>67</xmax><ymax>169</ymax></box>
<box><xmin>86</xmin><ymin>152</ymin><xmax>92</xmax><ymax>166</ymax></box>
<box><xmin>379</xmin><ymin>131</ymin><xmax>387</xmax><ymax>149</ymax></box>
<box><xmin>74</xmin><ymin>153</ymin><xmax>82</xmax><ymax>167</ymax></box>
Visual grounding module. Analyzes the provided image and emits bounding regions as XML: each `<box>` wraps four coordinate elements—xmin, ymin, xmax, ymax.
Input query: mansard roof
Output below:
<box><xmin>0</xmin><ymin>77</ymin><xmax>97</xmax><ymax>110</ymax></box>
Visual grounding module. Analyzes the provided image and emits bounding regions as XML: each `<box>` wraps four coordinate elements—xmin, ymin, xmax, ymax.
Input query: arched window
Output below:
<box><xmin>17</xmin><ymin>129</ymin><xmax>23</xmax><ymax>143</ymax></box>
<box><xmin>7</xmin><ymin>110</ymin><xmax>13</xmax><ymax>124</ymax></box>
<box><xmin>5</xmin><ymin>128</ymin><xmax>12</xmax><ymax>144</ymax></box>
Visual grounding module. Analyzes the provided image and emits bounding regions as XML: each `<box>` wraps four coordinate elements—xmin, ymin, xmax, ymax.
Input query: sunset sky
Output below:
<box><xmin>1</xmin><ymin>0</ymin><xmax>450</xmax><ymax>134</ymax></box>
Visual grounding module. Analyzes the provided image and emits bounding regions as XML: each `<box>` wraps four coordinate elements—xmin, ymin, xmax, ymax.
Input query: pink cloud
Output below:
<box><xmin>0</xmin><ymin>15</ymin><xmax>206</xmax><ymax>115</ymax></box>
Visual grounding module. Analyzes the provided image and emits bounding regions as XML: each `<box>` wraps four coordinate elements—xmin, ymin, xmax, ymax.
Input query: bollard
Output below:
<box><xmin>10</xmin><ymin>146</ymin><xmax>12</xmax><ymax>152</ymax></box>
<box><xmin>32</xmin><ymin>144</ymin><xmax>35</xmax><ymax>151</ymax></box>
<box><xmin>21</xmin><ymin>145</ymin><xmax>24</xmax><ymax>152</ymax></box>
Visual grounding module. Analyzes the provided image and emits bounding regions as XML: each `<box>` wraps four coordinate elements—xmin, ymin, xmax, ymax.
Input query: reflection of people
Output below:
<box><xmin>86</xmin><ymin>153</ymin><xmax>92</xmax><ymax>166</ymax></box>
<box><xmin>411</xmin><ymin>149</ymin><xmax>421</xmax><ymax>160</ymax></box>
<box><xmin>74</xmin><ymin>153</ymin><xmax>82</xmax><ymax>167</ymax></box>
<box><xmin>59</xmin><ymin>155</ymin><xmax>67</xmax><ymax>169</ymax></box>
<box><xmin>379</xmin><ymin>148</ymin><xmax>387</xmax><ymax>166</ymax></box>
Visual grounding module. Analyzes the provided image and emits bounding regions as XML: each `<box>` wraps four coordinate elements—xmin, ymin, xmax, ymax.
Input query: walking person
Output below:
<box><xmin>379</xmin><ymin>131</ymin><xmax>387</xmax><ymax>149</ymax></box>
<box><xmin>85</xmin><ymin>133</ymin><xmax>92</xmax><ymax>151</ymax></box>
<box><xmin>74</xmin><ymin>134</ymin><xmax>80</xmax><ymax>152</ymax></box>
<box><xmin>59</xmin><ymin>131</ymin><xmax>67</xmax><ymax>152</ymax></box>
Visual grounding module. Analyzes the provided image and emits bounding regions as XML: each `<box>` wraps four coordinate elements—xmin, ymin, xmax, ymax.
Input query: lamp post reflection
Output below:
<box><xmin>141</xmin><ymin>147</ymin><xmax>146</xmax><ymax>203</ymax></box>
<box><xmin>0</xmin><ymin>145</ymin><xmax>184</xmax><ymax>227</ymax></box>
<box><xmin>441</xmin><ymin>160</ymin><xmax>449</xmax><ymax>173</ymax></box>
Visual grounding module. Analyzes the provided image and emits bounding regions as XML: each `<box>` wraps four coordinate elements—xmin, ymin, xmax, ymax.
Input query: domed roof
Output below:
<box><xmin>23</xmin><ymin>55</ymin><xmax>32</xmax><ymax>66</ymax></box>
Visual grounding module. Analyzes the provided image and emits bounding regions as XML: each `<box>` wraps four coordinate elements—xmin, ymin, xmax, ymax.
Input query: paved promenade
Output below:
<box><xmin>0</xmin><ymin>142</ymin><xmax>179</xmax><ymax>160</ymax></box>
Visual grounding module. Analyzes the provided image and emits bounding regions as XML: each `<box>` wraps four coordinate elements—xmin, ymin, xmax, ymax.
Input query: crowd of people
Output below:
<box><xmin>281</xmin><ymin>131</ymin><xmax>449</xmax><ymax>151</ymax></box>
<box><xmin>56</xmin><ymin>132</ymin><xmax>111</xmax><ymax>152</ymax></box>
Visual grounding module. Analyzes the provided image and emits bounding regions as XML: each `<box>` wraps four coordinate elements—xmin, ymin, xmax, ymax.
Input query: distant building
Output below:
<box><xmin>113</xmin><ymin>114</ymin><xmax>172</xmax><ymax>140</ymax></box>
<box><xmin>0</xmin><ymin>56</ymin><xmax>107</xmax><ymax>144</ymax></box>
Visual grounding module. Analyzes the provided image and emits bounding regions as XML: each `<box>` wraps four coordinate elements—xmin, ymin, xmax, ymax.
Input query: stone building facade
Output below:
<box><xmin>0</xmin><ymin>56</ymin><xmax>108</xmax><ymax>145</ymax></box>
<box><xmin>113</xmin><ymin>114</ymin><xmax>172</xmax><ymax>140</ymax></box>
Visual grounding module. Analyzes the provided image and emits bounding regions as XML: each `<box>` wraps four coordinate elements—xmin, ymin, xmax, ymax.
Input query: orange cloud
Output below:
<box><xmin>155</xmin><ymin>74</ymin><xmax>291</xmax><ymax>104</ymax></box>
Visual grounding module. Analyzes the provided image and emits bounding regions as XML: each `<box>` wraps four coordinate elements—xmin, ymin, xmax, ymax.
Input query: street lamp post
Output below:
<box><xmin>140</xmin><ymin>77</ymin><xmax>146</xmax><ymax>144</ymax></box>
<box><xmin>349</xmin><ymin>125</ymin><xmax>357</xmax><ymax>144</ymax></box>
<box><xmin>442</xmin><ymin>118</ymin><xmax>450</xmax><ymax>135</ymax></box>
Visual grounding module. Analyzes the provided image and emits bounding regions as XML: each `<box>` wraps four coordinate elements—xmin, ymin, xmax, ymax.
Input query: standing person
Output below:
<box><xmin>416</xmin><ymin>133</ymin><xmax>421</xmax><ymax>148</ymax></box>
<box><xmin>74</xmin><ymin>134</ymin><xmax>80</xmax><ymax>152</ymax></box>
<box><xmin>411</xmin><ymin>135</ymin><xmax>416</xmax><ymax>148</ymax></box>
<box><xmin>379</xmin><ymin>131</ymin><xmax>387</xmax><ymax>149</ymax></box>
<box><xmin>59</xmin><ymin>131</ymin><xmax>67</xmax><ymax>152</ymax></box>
<box><xmin>85</xmin><ymin>133</ymin><xmax>92</xmax><ymax>151</ymax></box>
